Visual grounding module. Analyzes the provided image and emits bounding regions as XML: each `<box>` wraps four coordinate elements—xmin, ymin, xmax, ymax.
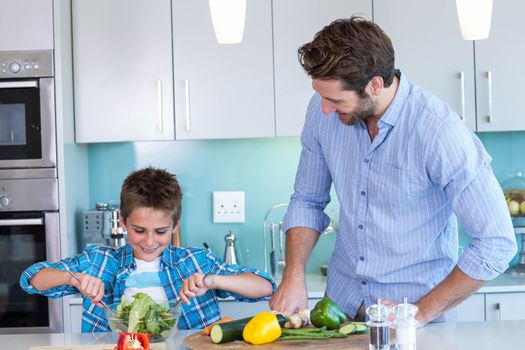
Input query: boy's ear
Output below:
<box><xmin>173</xmin><ymin>220</ymin><xmax>181</xmax><ymax>232</ymax></box>
<box><xmin>119</xmin><ymin>216</ymin><xmax>127</xmax><ymax>230</ymax></box>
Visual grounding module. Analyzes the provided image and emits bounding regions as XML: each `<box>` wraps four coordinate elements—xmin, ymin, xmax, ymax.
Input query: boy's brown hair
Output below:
<box><xmin>120</xmin><ymin>167</ymin><xmax>182</xmax><ymax>223</ymax></box>
<box><xmin>298</xmin><ymin>16</ymin><xmax>395</xmax><ymax>96</ymax></box>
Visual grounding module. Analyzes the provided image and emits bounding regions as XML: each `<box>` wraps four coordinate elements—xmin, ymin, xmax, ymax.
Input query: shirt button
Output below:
<box><xmin>364</xmin><ymin>158</ymin><xmax>370</xmax><ymax>163</ymax></box>
<box><xmin>360</xmin><ymin>191</ymin><xmax>366</xmax><ymax>196</ymax></box>
<box><xmin>358</xmin><ymin>224</ymin><xmax>363</xmax><ymax>229</ymax></box>
<box><xmin>359</xmin><ymin>256</ymin><xmax>365</xmax><ymax>261</ymax></box>
<box><xmin>362</xmin><ymin>281</ymin><xmax>367</xmax><ymax>285</ymax></box>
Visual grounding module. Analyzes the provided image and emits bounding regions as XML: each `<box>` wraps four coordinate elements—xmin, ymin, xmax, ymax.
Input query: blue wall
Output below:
<box><xmin>86</xmin><ymin>132</ymin><xmax>525</xmax><ymax>273</ymax></box>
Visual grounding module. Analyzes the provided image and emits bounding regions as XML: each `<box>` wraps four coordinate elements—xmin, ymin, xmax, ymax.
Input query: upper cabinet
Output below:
<box><xmin>475</xmin><ymin>1</ymin><xmax>525</xmax><ymax>132</ymax></box>
<box><xmin>0</xmin><ymin>0</ymin><xmax>53</xmax><ymax>50</ymax></box>
<box><xmin>374</xmin><ymin>0</ymin><xmax>476</xmax><ymax>130</ymax></box>
<box><xmin>72</xmin><ymin>0</ymin><xmax>174</xmax><ymax>143</ymax></box>
<box><xmin>273</xmin><ymin>0</ymin><xmax>373</xmax><ymax>137</ymax></box>
<box><xmin>172</xmin><ymin>0</ymin><xmax>274</xmax><ymax>140</ymax></box>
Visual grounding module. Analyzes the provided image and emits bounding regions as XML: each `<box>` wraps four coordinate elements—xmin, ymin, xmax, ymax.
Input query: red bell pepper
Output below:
<box><xmin>114</xmin><ymin>332</ymin><xmax>150</xmax><ymax>350</ymax></box>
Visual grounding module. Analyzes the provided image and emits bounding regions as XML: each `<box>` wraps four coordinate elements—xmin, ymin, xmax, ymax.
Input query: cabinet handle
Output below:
<box><xmin>459</xmin><ymin>72</ymin><xmax>465</xmax><ymax>121</ymax></box>
<box><xmin>157</xmin><ymin>80</ymin><xmax>164</xmax><ymax>133</ymax></box>
<box><xmin>487</xmin><ymin>71</ymin><xmax>493</xmax><ymax>123</ymax></box>
<box><xmin>184</xmin><ymin>80</ymin><xmax>191</xmax><ymax>132</ymax></box>
<box><xmin>495</xmin><ymin>302</ymin><xmax>501</xmax><ymax>321</ymax></box>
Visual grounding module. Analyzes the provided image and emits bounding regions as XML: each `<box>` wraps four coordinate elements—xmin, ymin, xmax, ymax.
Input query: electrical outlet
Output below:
<box><xmin>213</xmin><ymin>191</ymin><xmax>245</xmax><ymax>223</ymax></box>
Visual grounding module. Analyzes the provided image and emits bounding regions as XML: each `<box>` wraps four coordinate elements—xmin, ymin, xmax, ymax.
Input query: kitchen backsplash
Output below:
<box><xmin>86</xmin><ymin>131</ymin><xmax>525</xmax><ymax>273</ymax></box>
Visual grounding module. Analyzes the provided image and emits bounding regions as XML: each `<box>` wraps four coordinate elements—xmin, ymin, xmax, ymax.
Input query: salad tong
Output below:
<box><xmin>67</xmin><ymin>269</ymin><xmax>115</xmax><ymax>316</ymax></box>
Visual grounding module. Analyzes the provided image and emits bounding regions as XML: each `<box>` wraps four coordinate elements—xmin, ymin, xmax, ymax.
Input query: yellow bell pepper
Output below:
<box><xmin>242</xmin><ymin>311</ymin><xmax>282</xmax><ymax>345</ymax></box>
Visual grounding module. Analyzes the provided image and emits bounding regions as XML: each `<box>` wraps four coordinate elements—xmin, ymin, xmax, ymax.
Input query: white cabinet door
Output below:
<box><xmin>273</xmin><ymin>0</ymin><xmax>373</xmax><ymax>137</ymax></box>
<box><xmin>485</xmin><ymin>293</ymin><xmax>525</xmax><ymax>321</ymax></box>
<box><xmin>475</xmin><ymin>1</ymin><xmax>525</xmax><ymax>131</ymax></box>
<box><xmin>172</xmin><ymin>0</ymin><xmax>274</xmax><ymax>140</ymax></box>
<box><xmin>374</xmin><ymin>0</ymin><xmax>476</xmax><ymax>130</ymax></box>
<box><xmin>454</xmin><ymin>293</ymin><xmax>485</xmax><ymax>322</ymax></box>
<box><xmin>218</xmin><ymin>298</ymin><xmax>321</xmax><ymax>319</ymax></box>
<box><xmin>72</xmin><ymin>0</ymin><xmax>174</xmax><ymax>143</ymax></box>
<box><xmin>0</xmin><ymin>0</ymin><xmax>53</xmax><ymax>50</ymax></box>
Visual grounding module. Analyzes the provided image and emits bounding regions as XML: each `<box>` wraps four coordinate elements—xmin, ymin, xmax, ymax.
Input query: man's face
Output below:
<box><xmin>312</xmin><ymin>79</ymin><xmax>377</xmax><ymax>126</ymax></box>
<box><xmin>121</xmin><ymin>207</ymin><xmax>178</xmax><ymax>261</ymax></box>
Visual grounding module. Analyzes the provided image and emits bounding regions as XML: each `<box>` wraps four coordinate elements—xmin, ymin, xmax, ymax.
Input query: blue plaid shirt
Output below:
<box><xmin>20</xmin><ymin>244</ymin><xmax>275</xmax><ymax>332</ymax></box>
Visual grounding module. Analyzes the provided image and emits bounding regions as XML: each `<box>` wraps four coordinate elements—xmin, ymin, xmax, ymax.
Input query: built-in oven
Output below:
<box><xmin>0</xmin><ymin>168</ymin><xmax>62</xmax><ymax>334</ymax></box>
<box><xmin>0</xmin><ymin>50</ymin><xmax>55</xmax><ymax>168</ymax></box>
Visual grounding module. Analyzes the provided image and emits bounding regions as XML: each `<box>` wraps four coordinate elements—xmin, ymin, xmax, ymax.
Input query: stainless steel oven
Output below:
<box><xmin>0</xmin><ymin>50</ymin><xmax>55</xmax><ymax>168</ymax></box>
<box><xmin>0</xmin><ymin>168</ymin><xmax>62</xmax><ymax>334</ymax></box>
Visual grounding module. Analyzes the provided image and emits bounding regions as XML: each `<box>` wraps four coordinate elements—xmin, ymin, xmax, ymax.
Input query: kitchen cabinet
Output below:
<box><xmin>272</xmin><ymin>0</ymin><xmax>373</xmax><ymax>136</ymax></box>
<box><xmin>485</xmin><ymin>292</ymin><xmax>525</xmax><ymax>321</ymax></box>
<box><xmin>373</xmin><ymin>0</ymin><xmax>476</xmax><ymax>130</ymax></box>
<box><xmin>0</xmin><ymin>0</ymin><xmax>53</xmax><ymax>50</ymax></box>
<box><xmin>475</xmin><ymin>1</ymin><xmax>525</xmax><ymax>131</ymax></box>
<box><xmin>218</xmin><ymin>298</ymin><xmax>321</xmax><ymax>319</ymax></box>
<box><xmin>172</xmin><ymin>0</ymin><xmax>274</xmax><ymax>140</ymax></box>
<box><xmin>72</xmin><ymin>0</ymin><xmax>174</xmax><ymax>143</ymax></box>
<box><xmin>454</xmin><ymin>293</ymin><xmax>485</xmax><ymax>322</ymax></box>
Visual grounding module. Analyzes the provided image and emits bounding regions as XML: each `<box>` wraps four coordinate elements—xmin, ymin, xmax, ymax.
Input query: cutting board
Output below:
<box><xmin>183</xmin><ymin>332</ymin><xmax>368</xmax><ymax>349</ymax></box>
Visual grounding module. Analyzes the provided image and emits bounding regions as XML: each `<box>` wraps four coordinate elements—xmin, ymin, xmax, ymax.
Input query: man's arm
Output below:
<box><xmin>269</xmin><ymin>227</ymin><xmax>319</xmax><ymax>313</ymax></box>
<box><xmin>415</xmin><ymin>266</ymin><xmax>485</xmax><ymax>325</ymax></box>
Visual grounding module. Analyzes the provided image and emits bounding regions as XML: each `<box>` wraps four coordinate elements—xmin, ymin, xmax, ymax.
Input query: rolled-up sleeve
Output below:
<box><xmin>205</xmin><ymin>251</ymin><xmax>276</xmax><ymax>301</ymax></box>
<box><xmin>282</xmin><ymin>94</ymin><xmax>332</xmax><ymax>234</ymax></box>
<box><xmin>429</xmin><ymin>122</ymin><xmax>517</xmax><ymax>280</ymax></box>
<box><xmin>20</xmin><ymin>259</ymin><xmax>79</xmax><ymax>298</ymax></box>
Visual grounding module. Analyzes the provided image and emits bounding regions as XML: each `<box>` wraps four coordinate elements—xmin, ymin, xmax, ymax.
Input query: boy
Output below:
<box><xmin>20</xmin><ymin>167</ymin><xmax>275</xmax><ymax>332</ymax></box>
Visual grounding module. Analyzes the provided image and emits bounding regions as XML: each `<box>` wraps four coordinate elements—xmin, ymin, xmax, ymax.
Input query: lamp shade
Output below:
<box><xmin>209</xmin><ymin>0</ymin><xmax>247</xmax><ymax>44</ymax></box>
<box><xmin>456</xmin><ymin>0</ymin><xmax>493</xmax><ymax>40</ymax></box>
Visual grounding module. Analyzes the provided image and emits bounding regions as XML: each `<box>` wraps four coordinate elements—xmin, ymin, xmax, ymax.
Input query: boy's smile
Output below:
<box><xmin>121</xmin><ymin>207</ymin><xmax>179</xmax><ymax>261</ymax></box>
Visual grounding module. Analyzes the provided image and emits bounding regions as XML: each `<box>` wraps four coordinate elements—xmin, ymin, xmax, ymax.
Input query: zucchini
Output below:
<box><xmin>338</xmin><ymin>322</ymin><xmax>368</xmax><ymax>335</ymax></box>
<box><xmin>210</xmin><ymin>314</ymin><xmax>287</xmax><ymax>344</ymax></box>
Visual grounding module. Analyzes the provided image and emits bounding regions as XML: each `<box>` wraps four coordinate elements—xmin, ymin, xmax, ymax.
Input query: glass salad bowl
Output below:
<box><xmin>104</xmin><ymin>293</ymin><xmax>181</xmax><ymax>342</ymax></box>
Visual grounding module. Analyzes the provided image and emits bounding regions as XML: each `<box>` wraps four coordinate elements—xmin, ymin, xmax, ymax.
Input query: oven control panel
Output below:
<box><xmin>0</xmin><ymin>50</ymin><xmax>53</xmax><ymax>78</ymax></box>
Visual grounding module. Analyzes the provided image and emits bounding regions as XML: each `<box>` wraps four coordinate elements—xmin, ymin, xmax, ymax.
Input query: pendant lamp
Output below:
<box><xmin>209</xmin><ymin>0</ymin><xmax>247</xmax><ymax>44</ymax></box>
<box><xmin>456</xmin><ymin>0</ymin><xmax>493</xmax><ymax>40</ymax></box>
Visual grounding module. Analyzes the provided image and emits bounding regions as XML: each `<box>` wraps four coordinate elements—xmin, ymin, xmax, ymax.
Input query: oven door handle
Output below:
<box><xmin>0</xmin><ymin>80</ymin><xmax>39</xmax><ymax>89</ymax></box>
<box><xmin>0</xmin><ymin>218</ymin><xmax>44</xmax><ymax>226</ymax></box>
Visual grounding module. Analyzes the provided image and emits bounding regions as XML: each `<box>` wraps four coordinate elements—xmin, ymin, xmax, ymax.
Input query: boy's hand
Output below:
<box><xmin>68</xmin><ymin>272</ymin><xmax>106</xmax><ymax>309</ymax></box>
<box><xmin>179</xmin><ymin>273</ymin><xmax>213</xmax><ymax>305</ymax></box>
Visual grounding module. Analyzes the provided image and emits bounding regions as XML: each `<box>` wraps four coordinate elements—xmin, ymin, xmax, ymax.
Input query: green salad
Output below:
<box><xmin>113</xmin><ymin>292</ymin><xmax>177</xmax><ymax>337</ymax></box>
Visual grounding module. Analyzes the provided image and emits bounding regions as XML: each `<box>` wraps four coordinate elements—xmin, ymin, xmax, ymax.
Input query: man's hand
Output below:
<box><xmin>179</xmin><ymin>273</ymin><xmax>213</xmax><ymax>305</ymax></box>
<box><xmin>69</xmin><ymin>272</ymin><xmax>105</xmax><ymax>308</ymax></box>
<box><xmin>269</xmin><ymin>275</ymin><xmax>308</xmax><ymax>313</ymax></box>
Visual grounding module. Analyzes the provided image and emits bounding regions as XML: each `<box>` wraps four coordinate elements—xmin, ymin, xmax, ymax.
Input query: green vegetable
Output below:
<box><xmin>310</xmin><ymin>298</ymin><xmax>347</xmax><ymax>330</ymax></box>
<box><xmin>113</xmin><ymin>293</ymin><xmax>175</xmax><ymax>338</ymax></box>
<box><xmin>210</xmin><ymin>314</ymin><xmax>287</xmax><ymax>344</ymax></box>
<box><xmin>280</xmin><ymin>326</ymin><xmax>347</xmax><ymax>340</ymax></box>
<box><xmin>338</xmin><ymin>322</ymin><xmax>368</xmax><ymax>335</ymax></box>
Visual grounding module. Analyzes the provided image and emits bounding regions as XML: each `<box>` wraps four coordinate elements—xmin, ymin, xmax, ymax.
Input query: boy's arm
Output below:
<box><xmin>179</xmin><ymin>272</ymin><xmax>272</xmax><ymax>304</ymax></box>
<box><xmin>30</xmin><ymin>267</ymin><xmax>72</xmax><ymax>291</ymax></box>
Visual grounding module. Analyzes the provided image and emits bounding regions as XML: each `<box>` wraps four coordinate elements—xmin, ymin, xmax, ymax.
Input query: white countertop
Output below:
<box><xmin>3</xmin><ymin>321</ymin><xmax>525</xmax><ymax>350</ymax></box>
<box><xmin>68</xmin><ymin>272</ymin><xmax>525</xmax><ymax>305</ymax></box>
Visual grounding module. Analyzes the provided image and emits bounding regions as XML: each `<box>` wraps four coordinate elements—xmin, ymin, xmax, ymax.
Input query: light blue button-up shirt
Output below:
<box><xmin>282</xmin><ymin>72</ymin><xmax>517</xmax><ymax>319</ymax></box>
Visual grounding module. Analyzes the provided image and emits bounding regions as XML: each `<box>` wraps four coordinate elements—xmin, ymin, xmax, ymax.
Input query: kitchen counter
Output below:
<box><xmin>68</xmin><ymin>272</ymin><xmax>525</xmax><ymax>305</ymax></box>
<box><xmin>4</xmin><ymin>320</ymin><xmax>525</xmax><ymax>350</ymax></box>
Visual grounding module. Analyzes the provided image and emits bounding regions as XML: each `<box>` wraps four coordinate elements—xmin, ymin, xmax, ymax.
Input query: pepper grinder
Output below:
<box><xmin>224</xmin><ymin>231</ymin><xmax>239</xmax><ymax>265</ymax></box>
<box><xmin>366</xmin><ymin>298</ymin><xmax>391</xmax><ymax>350</ymax></box>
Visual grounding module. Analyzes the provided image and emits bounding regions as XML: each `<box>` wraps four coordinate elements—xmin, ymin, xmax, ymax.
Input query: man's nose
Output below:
<box><xmin>321</xmin><ymin>99</ymin><xmax>336</xmax><ymax>115</ymax></box>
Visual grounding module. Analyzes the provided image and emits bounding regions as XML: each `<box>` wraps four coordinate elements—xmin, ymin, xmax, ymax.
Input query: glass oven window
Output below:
<box><xmin>0</xmin><ymin>83</ymin><xmax>42</xmax><ymax>160</ymax></box>
<box><xmin>0</xmin><ymin>212</ymin><xmax>48</xmax><ymax>328</ymax></box>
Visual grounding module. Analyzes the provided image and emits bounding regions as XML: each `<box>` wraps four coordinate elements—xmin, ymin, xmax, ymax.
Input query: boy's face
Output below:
<box><xmin>120</xmin><ymin>207</ymin><xmax>179</xmax><ymax>262</ymax></box>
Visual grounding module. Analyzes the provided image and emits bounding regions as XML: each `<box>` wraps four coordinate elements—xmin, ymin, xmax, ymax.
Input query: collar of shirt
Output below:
<box><xmin>377</xmin><ymin>70</ymin><xmax>410</xmax><ymax>128</ymax></box>
<box><xmin>120</xmin><ymin>244</ymin><xmax>184</xmax><ymax>271</ymax></box>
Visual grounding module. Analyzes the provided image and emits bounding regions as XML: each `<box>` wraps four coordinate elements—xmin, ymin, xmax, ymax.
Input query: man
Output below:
<box><xmin>269</xmin><ymin>17</ymin><xmax>517</xmax><ymax>325</ymax></box>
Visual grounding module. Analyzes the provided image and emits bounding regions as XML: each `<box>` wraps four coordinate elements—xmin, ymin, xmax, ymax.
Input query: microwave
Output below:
<box><xmin>0</xmin><ymin>50</ymin><xmax>56</xmax><ymax>169</ymax></box>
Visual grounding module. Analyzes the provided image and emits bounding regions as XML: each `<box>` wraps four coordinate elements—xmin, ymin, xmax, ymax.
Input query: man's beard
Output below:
<box><xmin>337</xmin><ymin>94</ymin><xmax>376</xmax><ymax>126</ymax></box>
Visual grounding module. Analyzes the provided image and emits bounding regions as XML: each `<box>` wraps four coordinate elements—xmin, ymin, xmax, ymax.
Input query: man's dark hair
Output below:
<box><xmin>298</xmin><ymin>16</ymin><xmax>395</xmax><ymax>96</ymax></box>
<box><xmin>120</xmin><ymin>167</ymin><xmax>182</xmax><ymax>223</ymax></box>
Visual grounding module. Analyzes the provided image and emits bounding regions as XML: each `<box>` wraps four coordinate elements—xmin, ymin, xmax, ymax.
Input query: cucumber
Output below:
<box><xmin>210</xmin><ymin>314</ymin><xmax>287</xmax><ymax>344</ymax></box>
<box><xmin>338</xmin><ymin>322</ymin><xmax>368</xmax><ymax>335</ymax></box>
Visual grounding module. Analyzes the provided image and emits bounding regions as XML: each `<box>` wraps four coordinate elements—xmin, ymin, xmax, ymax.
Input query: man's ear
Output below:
<box><xmin>368</xmin><ymin>76</ymin><xmax>384</xmax><ymax>96</ymax></box>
